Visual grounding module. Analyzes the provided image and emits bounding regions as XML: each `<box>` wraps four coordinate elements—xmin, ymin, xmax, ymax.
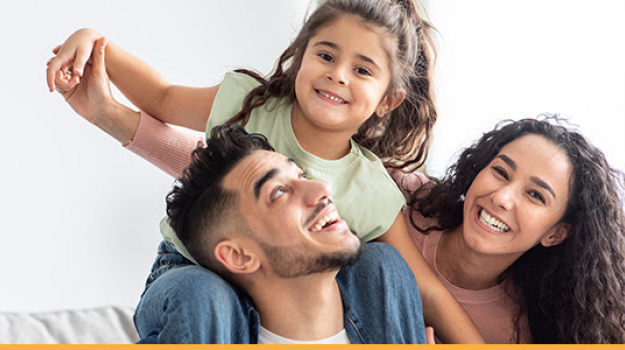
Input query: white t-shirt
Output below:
<box><xmin>258</xmin><ymin>326</ymin><xmax>351</xmax><ymax>344</ymax></box>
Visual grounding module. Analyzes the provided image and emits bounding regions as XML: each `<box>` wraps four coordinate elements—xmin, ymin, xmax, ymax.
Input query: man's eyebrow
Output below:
<box><xmin>254</xmin><ymin>169</ymin><xmax>279</xmax><ymax>200</ymax></box>
<box><xmin>253</xmin><ymin>159</ymin><xmax>296</xmax><ymax>200</ymax></box>
<box><xmin>313</xmin><ymin>41</ymin><xmax>381</xmax><ymax>70</ymax></box>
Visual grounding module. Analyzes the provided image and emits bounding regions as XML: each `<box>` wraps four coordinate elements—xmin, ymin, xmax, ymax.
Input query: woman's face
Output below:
<box><xmin>461</xmin><ymin>134</ymin><xmax>573</xmax><ymax>262</ymax></box>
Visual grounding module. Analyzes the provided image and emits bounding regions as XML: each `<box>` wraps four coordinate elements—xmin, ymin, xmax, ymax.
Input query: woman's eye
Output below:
<box><xmin>300</xmin><ymin>173</ymin><xmax>309</xmax><ymax>180</ymax></box>
<box><xmin>355</xmin><ymin>67</ymin><xmax>371</xmax><ymax>76</ymax></box>
<box><xmin>319</xmin><ymin>53</ymin><xmax>333</xmax><ymax>62</ymax></box>
<box><xmin>493</xmin><ymin>166</ymin><xmax>509</xmax><ymax>180</ymax></box>
<box><xmin>272</xmin><ymin>187</ymin><xmax>286</xmax><ymax>201</ymax></box>
<box><xmin>528</xmin><ymin>190</ymin><xmax>546</xmax><ymax>204</ymax></box>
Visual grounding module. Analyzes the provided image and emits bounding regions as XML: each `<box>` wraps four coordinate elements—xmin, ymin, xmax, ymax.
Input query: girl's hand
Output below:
<box><xmin>49</xmin><ymin>36</ymin><xmax>115</xmax><ymax>126</ymax></box>
<box><xmin>46</xmin><ymin>28</ymin><xmax>102</xmax><ymax>93</ymax></box>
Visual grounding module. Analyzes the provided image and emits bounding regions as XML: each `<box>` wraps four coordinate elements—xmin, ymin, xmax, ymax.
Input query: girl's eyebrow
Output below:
<box><xmin>312</xmin><ymin>41</ymin><xmax>380</xmax><ymax>70</ymax></box>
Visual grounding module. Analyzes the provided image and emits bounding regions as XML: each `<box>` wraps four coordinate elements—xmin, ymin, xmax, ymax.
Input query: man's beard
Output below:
<box><xmin>256</xmin><ymin>237</ymin><xmax>365</xmax><ymax>279</ymax></box>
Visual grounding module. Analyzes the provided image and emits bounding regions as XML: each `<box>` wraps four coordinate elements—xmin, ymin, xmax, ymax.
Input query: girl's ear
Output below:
<box><xmin>376</xmin><ymin>89</ymin><xmax>407</xmax><ymax>118</ymax></box>
<box><xmin>214</xmin><ymin>239</ymin><xmax>260</xmax><ymax>274</ymax></box>
<box><xmin>541</xmin><ymin>223</ymin><xmax>571</xmax><ymax>247</ymax></box>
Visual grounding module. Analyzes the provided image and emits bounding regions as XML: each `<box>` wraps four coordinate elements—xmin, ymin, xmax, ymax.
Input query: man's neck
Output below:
<box><xmin>248</xmin><ymin>272</ymin><xmax>345</xmax><ymax>341</ymax></box>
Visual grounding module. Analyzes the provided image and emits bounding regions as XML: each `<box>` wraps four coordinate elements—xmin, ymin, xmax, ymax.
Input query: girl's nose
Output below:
<box><xmin>327</xmin><ymin>65</ymin><xmax>347</xmax><ymax>86</ymax></box>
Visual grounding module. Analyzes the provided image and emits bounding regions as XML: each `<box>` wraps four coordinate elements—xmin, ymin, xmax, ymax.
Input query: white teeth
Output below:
<box><xmin>318</xmin><ymin>91</ymin><xmax>346</xmax><ymax>104</ymax></box>
<box><xmin>479</xmin><ymin>209</ymin><xmax>510</xmax><ymax>232</ymax></box>
<box><xmin>310</xmin><ymin>212</ymin><xmax>340</xmax><ymax>232</ymax></box>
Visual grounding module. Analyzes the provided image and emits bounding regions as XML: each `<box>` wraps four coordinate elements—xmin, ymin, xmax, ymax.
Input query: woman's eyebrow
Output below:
<box><xmin>497</xmin><ymin>154</ymin><xmax>556</xmax><ymax>199</ymax></box>
<box><xmin>531</xmin><ymin>176</ymin><xmax>556</xmax><ymax>199</ymax></box>
<box><xmin>496</xmin><ymin>154</ymin><xmax>516</xmax><ymax>170</ymax></box>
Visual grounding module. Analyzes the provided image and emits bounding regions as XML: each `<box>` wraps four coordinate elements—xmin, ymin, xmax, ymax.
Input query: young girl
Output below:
<box><xmin>47</xmin><ymin>0</ymin><xmax>483</xmax><ymax>343</ymax></box>
<box><xmin>394</xmin><ymin>116</ymin><xmax>625</xmax><ymax>343</ymax></box>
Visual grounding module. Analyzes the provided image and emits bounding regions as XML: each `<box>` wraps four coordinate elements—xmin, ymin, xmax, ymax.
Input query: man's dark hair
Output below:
<box><xmin>166</xmin><ymin>124</ymin><xmax>275</xmax><ymax>273</ymax></box>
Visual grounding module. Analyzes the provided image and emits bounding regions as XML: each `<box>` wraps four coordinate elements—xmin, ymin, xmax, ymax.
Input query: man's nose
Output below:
<box><xmin>301</xmin><ymin>179</ymin><xmax>333</xmax><ymax>206</ymax></box>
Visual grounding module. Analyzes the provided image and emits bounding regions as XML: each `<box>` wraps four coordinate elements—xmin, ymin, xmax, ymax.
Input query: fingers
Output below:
<box><xmin>52</xmin><ymin>45</ymin><xmax>61</xmax><ymax>55</ymax></box>
<box><xmin>72</xmin><ymin>45</ymin><xmax>92</xmax><ymax>77</ymax></box>
<box><xmin>90</xmin><ymin>36</ymin><xmax>108</xmax><ymax>76</ymax></box>
<box><xmin>426</xmin><ymin>326</ymin><xmax>436</xmax><ymax>344</ymax></box>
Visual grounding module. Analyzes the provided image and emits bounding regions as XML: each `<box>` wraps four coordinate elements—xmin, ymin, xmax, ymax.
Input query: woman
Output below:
<box><xmin>394</xmin><ymin>116</ymin><xmax>625</xmax><ymax>343</ymax></box>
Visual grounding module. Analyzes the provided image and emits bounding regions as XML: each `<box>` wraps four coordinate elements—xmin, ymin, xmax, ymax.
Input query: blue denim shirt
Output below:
<box><xmin>135</xmin><ymin>242</ymin><xmax>426</xmax><ymax>344</ymax></box>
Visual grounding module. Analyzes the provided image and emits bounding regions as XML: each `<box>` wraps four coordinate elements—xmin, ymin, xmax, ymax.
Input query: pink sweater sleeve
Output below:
<box><xmin>124</xmin><ymin>111</ymin><xmax>206</xmax><ymax>178</ymax></box>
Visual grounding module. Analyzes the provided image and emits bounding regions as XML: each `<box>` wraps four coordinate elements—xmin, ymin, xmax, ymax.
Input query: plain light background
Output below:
<box><xmin>1</xmin><ymin>0</ymin><xmax>623</xmax><ymax>312</ymax></box>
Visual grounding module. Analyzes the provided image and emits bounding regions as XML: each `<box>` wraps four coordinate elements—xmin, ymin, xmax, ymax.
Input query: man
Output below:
<box><xmin>135</xmin><ymin>124</ymin><xmax>427</xmax><ymax>344</ymax></box>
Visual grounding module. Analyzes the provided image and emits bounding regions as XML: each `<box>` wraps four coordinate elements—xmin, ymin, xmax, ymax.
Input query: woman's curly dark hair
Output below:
<box><xmin>409</xmin><ymin>115</ymin><xmax>625</xmax><ymax>343</ymax></box>
<box><xmin>226</xmin><ymin>0</ymin><xmax>437</xmax><ymax>170</ymax></box>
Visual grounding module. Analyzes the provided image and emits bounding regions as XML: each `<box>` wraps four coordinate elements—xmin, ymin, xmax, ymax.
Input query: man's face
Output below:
<box><xmin>222</xmin><ymin>150</ymin><xmax>362</xmax><ymax>278</ymax></box>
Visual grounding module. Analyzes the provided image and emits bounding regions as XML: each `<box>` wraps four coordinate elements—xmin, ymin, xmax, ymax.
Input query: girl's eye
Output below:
<box><xmin>493</xmin><ymin>166</ymin><xmax>509</xmax><ymax>180</ymax></box>
<box><xmin>272</xmin><ymin>187</ymin><xmax>286</xmax><ymax>201</ymax></box>
<box><xmin>528</xmin><ymin>190</ymin><xmax>546</xmax><ymax>204</ymax></box>
<box><xmin>355</xmin><ymin>67</ymin><xmax>371</xmax><ymax>76</ymax></box>
<box><xmin>319</xmin><ymin>53</ymin><xmax>334</xmax><ymax>62</ymax></box>
<box><xmin>300</xmin><ymin>173</ymin><xmax>309</xmax><ymax>180</ymax></box>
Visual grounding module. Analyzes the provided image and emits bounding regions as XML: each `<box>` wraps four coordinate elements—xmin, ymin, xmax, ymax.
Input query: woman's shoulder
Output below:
<box><xmin>387</xmin><ymin>168</ymin><xmax>429</xmax><ymax>198</ymax></box>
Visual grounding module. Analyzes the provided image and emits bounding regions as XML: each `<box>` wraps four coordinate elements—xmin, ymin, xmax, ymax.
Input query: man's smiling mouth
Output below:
<box><xmin>310</xmin><ymin>211</ymin><xmax>340</xmax><ymax>232</ymax></box>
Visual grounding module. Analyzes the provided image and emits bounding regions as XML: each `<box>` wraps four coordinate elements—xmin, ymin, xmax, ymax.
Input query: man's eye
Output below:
<box><xmin>272</xmin><ymin>187</ymin><xmax>286</xmax><ymax>201</ymax></box>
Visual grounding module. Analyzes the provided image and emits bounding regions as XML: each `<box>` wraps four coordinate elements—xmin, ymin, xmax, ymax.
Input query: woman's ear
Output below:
<box><xmin>376</xmin><ymin>89</ymin><xmax>407</xmax><ymax>118</ymax></box>
<box><xmin>541</xmin><ymin>223</ymin><xmax>571</xmax><ymax>247</ymax></box>
<box><xmin>214</xmin><ymin>239</ymin><xmax>260</xmax><ymax>274</ymax></box>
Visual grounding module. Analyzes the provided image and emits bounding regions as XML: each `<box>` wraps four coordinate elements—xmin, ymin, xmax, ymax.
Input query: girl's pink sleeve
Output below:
<box><xmin>124</xmin><ymin>111</ymin><xmax>205</xmax><ymax>178</ymax></box>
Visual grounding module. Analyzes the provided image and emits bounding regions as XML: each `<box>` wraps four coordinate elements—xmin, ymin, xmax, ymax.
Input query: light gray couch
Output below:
<box><xmin>0</xmin><ymin>306</ymin><xmax>138</xmax><ymax>344</ymax></box>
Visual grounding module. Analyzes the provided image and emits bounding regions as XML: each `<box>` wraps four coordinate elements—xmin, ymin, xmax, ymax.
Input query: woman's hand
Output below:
<box><xmin>47</xmin><ymin>35</ymin><xmax>140</xmax><ymax>144</ymax></box>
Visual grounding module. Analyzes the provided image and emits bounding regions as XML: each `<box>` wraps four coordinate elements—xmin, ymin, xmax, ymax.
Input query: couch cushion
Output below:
<box><xmin>0</xmin><ymin>306</ymin><xmax>139</xmax><ymax>344</ymax></box>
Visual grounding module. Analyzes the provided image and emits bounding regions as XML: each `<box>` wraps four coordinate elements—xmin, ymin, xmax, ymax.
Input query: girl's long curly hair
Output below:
<box><xmin>227</xmin><ymin>0</ymin><xmax>437</xmax><ymax>169</ymax></box>
<box><xmin>409</xmin><ymin>115</ymin><xmax>625</xmax><ymax>343</ymax></box>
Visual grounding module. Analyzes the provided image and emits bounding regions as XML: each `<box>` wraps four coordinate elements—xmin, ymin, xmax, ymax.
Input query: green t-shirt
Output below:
<box><xmin>161</xmin><ymin>71</ymin><xmax>406</xmax><ymax>263</ymax></box>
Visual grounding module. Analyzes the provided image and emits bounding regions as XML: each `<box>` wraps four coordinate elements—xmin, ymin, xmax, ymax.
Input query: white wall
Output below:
<box><xmin>0</xmin><ymin>0</ymin><xmax>311</xmax><ymax>312</ymax></box>
<box><xmin>425</xmin><ymin>0</ymin><xmax>625</xmax><ymax>177</ymax></box>
<box><xmin>2</xmin><ymin>0</ymin><xmax>623</xmax><ymax>312</ymax></box>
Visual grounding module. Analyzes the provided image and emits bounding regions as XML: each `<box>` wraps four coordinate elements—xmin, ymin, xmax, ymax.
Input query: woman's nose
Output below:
<box><xmin>492</xmin><ymin>185</ymin><xmax>515</xmax><ymax>211</ymax></box>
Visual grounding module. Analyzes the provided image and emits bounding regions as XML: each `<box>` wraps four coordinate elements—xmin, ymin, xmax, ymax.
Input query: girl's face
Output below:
<box><xmin>461</xmin><ymin>134</ymin><xmax>573</xmax><ymax>263</ymax></box>
<box><xmin>292</xmin><ymin>14</ymin><xmax>401</xmax><ymax>139</ymax></box>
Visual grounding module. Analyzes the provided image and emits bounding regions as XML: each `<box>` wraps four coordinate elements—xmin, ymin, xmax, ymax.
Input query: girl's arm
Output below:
<box><xmin>375</xmin><ymin>213</ymin><xmax>485</xmax><ymax>344</ymax></box>
<box><xmin>47</xmin><ymin>28</ymin><xmax>218</xmax><ymax>131</ymax></box>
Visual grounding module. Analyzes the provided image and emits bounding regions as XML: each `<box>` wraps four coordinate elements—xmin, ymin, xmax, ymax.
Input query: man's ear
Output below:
<box><xmin>376</xmin><ymin>89</ymin><xmax>407</xmax><ymax>118</ymax></box>
<box><xmin>214</xmin><ymin>239</ymin><xmax>260</xmax><ymax>274</ymax></box>
<box><xmin>541</xmin><ymin>222</ymin><xmax>570</xmax><ymax>247</ymax></box>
